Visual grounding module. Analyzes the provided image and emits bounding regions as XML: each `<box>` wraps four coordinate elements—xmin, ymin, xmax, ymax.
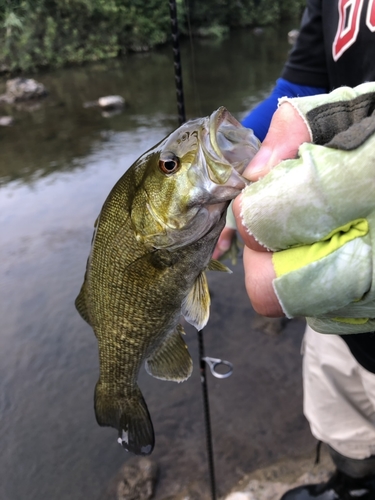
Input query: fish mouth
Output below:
<box><xmin>209</xmin><ymin>107</ymin><xmax>260</xmax><ymax>173</ymax></box>
<box><xmin>209</xmin><ymin>107</ymin><xmax>240</xmax><ymax>159</ymax></box>
<box><xmin>201</xmin><ymin>107</ymin><xmax>259</xmax><ymax>190</ymax></box>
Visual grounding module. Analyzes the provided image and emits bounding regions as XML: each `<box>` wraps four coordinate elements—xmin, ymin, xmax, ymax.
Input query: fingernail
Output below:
<box><xmin>246</xmin><ymin>148</ymin><xmax>271</xmax><ymax>175</ymax></box>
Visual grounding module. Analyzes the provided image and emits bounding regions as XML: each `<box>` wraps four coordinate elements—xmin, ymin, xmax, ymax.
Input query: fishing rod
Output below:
<box><xmin>168</xmin><ymin>3</ymin><xmax>233</xmax><ymax>499</ymax></box>
<box><xmin>169</xmin><ymin>0</ymin><xmax>186</xmax><ymax>126</ymax></box>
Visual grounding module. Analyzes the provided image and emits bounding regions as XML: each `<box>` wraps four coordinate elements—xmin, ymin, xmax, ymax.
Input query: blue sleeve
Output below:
<box><xmin>241</xmin><ymin>78</ymin><xmax>328</xmax><ymax>141</ymax></box>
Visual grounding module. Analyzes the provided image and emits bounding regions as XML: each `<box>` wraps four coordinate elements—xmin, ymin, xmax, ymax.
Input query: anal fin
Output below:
<box><xmin>145</xmin><ymin>324</ymin><xmax>193</xmax><ymax>382</ymax></box>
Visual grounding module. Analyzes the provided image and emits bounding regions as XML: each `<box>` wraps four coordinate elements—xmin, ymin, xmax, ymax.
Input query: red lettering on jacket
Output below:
<box><xmin>333</xmin><ymin>0</ymin><xmax>364</xmax><ymax>61</ymax></box>
<box><xmin>366</xmin><ymin>0</ymin><xmax>375</xmax><ymax>30</ymax></box>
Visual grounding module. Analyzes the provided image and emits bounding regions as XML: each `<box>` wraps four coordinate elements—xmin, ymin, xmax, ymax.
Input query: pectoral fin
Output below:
<box><xmin>145</xmin><ymin>325</ymin><xmax>193</xmax><ymax>382</ymax></box>
<box><xmin>181</xmin><ymin>271</ymin><xmax>210</xmax><ymax>330</ymax></box>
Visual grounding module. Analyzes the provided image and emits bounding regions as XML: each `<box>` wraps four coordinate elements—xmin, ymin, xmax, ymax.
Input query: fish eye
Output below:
<box><xmin>158</xmin><ymin>157</ymin><xmax>180</xmax><ymax>174</ymax></box>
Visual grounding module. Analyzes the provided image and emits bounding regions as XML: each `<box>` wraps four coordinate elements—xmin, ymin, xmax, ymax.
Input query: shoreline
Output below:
<box><xmin>104</xmin><ymin>445</ymin><xmax>334</xmax><ymax>500</ymax></box>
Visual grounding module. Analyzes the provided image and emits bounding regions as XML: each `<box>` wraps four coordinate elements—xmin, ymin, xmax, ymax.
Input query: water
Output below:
<box><xmin>0</xmin><ymin>26</ymin><xmax>313</xmax><ymax>500</ymax></box>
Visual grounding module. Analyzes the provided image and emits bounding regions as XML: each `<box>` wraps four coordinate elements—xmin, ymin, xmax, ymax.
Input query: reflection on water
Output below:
<box><xmin>1</xmin><ymin>25</ymin><xmax>310</xmax><ymax>500</ymax></box>
<box><xmin>0</xmin><ymin>25</ymin><xmax>290</xmax><ymax>185</ymax></box>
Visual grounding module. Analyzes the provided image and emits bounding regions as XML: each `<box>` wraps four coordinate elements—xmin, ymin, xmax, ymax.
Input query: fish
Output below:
<box><xmin>75</xmin><ymin>107</ymin><xmax>259</xmax><ymax>455</ymax></box>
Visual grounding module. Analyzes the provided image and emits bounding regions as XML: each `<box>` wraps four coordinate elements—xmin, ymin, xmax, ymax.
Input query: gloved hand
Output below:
<box><xmin>237</xmin><ymin>82</ymin><xmax>375</xmax><ymax>334</ymax></box>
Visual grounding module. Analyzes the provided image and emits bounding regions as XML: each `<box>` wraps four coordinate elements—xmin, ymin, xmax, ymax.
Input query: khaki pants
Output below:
<box><xmin>303</xmin><ymin>324</ymin><xmax>375</xmax><ymax>459</ymax></box>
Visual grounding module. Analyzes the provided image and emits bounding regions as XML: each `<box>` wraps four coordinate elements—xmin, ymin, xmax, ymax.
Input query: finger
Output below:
<box><xmin>232</xmin><ymin>196</ymin><xmax>268</xmax><ymax>252</ymax></box>
<box><xmin>212</xmin><ymin>227</ymin><xmax>236</xmax><ymax>260</ymax></box>
<box><xmin>243</xmin><ymin>246</ymin><xmax>284</xmax><ymax>317</ymax></box>
<box><xmin>243</xmin><ymin>102</ymin><xmax>311</xmax><ymax>182</ymax></box>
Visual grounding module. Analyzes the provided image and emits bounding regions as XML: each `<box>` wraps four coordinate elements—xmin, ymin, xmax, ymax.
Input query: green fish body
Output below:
<box><xmin>75</xmin><ymin>108</ymin><xmax>259</xmax><ymax>455</ymax></box>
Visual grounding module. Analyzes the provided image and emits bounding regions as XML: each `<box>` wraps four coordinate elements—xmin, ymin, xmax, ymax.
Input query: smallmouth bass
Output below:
<box><xmin>75</xmin><ymin>108</ymin><xmax>259</xmax><ymax>455</ymax></box>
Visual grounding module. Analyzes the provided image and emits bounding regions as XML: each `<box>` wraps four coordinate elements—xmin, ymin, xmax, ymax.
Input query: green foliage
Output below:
<box><xmin>0</xmin><ymin>0</ymin><xmax>170</xmax><ymax>71</ymax></box>
<box><xmin>0</xmin><ymin>0</ymin><xmax>305</xmax><ymax>72</ymax></box>
<box><xmin>178</xmin><ymin>0</ymin><xmax>305</xmax><ymax>33</ymax></box>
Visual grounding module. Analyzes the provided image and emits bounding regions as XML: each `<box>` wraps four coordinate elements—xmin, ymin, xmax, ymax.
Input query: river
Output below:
<box><xmin>0</xmin><ymin>25</ymin><xmax>314</xmax><ymax>500</ymax></box>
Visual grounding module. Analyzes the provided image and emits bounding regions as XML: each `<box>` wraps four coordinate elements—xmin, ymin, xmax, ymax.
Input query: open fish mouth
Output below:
<box><xmin>208</xmin><ymin>106</ymin><xmax>260</xmax><ymax>174</ymax></box>
<box><xmin>200</xmin><ymin>107</ymin><xmax>260</xmax><ymax>189</ymax></box>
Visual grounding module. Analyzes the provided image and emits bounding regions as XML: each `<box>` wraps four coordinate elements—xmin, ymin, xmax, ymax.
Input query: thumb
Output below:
<box><xmin>243</xmin><ymin>102</ymin><xmax>311</xmax><ymax>182</ymax></box>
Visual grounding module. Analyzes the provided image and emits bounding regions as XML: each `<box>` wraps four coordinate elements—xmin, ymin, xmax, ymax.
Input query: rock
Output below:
<box><xmin>98</xmin><ymin>95</ymin><xmax>125</xmax><ymax>110</ymax></box>
<box><xmin>225</xmin><ymin>493</ymin><xmax>253</xmax><ymax>500</ymax></box>
<box><xmin>83</xmin><ymin>96</ymin><xmax>125</xmax><ymax>116</ymax></box>
<box><xmin>0</xmin><ymin>93</ymin><xmax>14</xmax><ymax>104</ymax></box>
<box><xmin>0</xmin><ymin>116</ymin><xmax>13</xmax><ymax>126</ymax></box>
<box><xmin>6</xmin><ymin>78</ymin><xmax>47</xmax><ymax>101</ymax></box>
<box><xmin>159</xmin><ymin>486</ymin><xmax>201</xmax><ymax>500</ymax></box>
<box><xmin>116</xmin><ymin>457</ymin><xmax>158</xmax><ymax>500</ymax></box>
<box><xmin>288</xmin><ymin>29</ymin><xmax>299</xmax><ymax>45</ymax></box>
<box><xmin>224</xmin><ymin>448</ymin><xmax>333</xmax><ymax>500</ymax></box>
<box><xmin>0</xmin><ymin>78</ymin><xmax>47</xmax><ymax>104</ymax></box>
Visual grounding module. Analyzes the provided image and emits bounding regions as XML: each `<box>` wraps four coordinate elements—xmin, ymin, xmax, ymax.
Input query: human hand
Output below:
<box><xmin>231</xmin><ymin>83</ymin><xmax>375</xmax><ymax>334</ymax></box>
<box><xmin>232</xmin><ymin>103</ymin><xmax>311</xmax><ymax>316</ymax></box>
<box><xmin>234</xmin><ymin>102</ymin><xmax>311</xmax><ymax>247</ymax></box>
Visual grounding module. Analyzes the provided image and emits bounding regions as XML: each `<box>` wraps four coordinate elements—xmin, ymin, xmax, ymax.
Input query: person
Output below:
<box><xmin>234</xmin><ymin>84</ymin><xmax>375</xmax><ymax>499</ymax></box>
<box><xmin>215</xmin><ymin>2</ymin><xmax>375</xmax><ymax>499</ymax></box>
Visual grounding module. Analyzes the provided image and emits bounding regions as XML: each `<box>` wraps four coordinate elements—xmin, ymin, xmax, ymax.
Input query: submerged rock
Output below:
<box><xmin>1</xmin><ymin>78</ymin><xmax>47</xmax><ymax>103</ymax></box>
<box><xmin>116</xmin><ymin>457</ymin><xmax>158</xmax><ymax>500</ymax></box>
<box><xmin>0</xmin><ymin>116</ymin><xmax>13</xmax><ymax>126</ymax></box>
<box><xmin>98</xmin><ymin>95</ymin><xmax>125</xmax><ymax>110</ymax></box>
<box><xmin>288</xmin><ymin>29</ymin><xmax>299</xmax><ymax>45</ymax></box>
<box><xmin>83</xmin><ymin>95</ymin><xmax>125</xmax><ymax>117</ymax></box>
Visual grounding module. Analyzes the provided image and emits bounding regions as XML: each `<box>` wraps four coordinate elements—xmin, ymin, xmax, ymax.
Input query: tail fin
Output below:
<box><xmin>94</xmin><ymin>382</ymin><xmax>154</xmax><ymax>456</ymax></box>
